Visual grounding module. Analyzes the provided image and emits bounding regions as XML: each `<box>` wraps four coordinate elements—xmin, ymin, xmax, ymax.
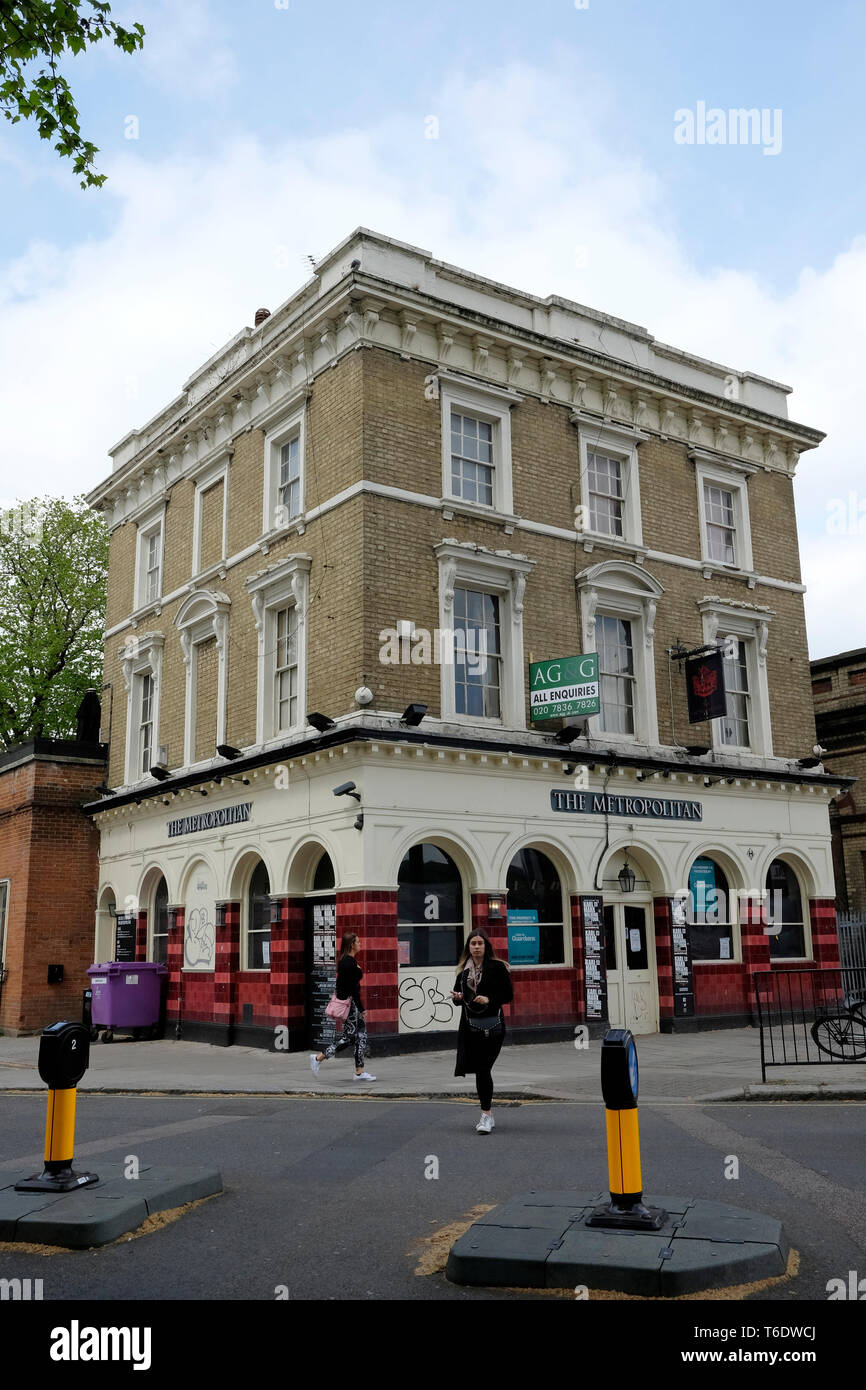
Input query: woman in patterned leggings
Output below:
<box><xmin>310</xmin><ymin>933</ymin><xmax>376</xmax><ymax>1081</ymax></box>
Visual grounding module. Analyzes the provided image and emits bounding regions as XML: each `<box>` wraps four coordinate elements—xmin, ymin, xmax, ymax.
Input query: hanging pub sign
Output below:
<box><xmin>685</xmin><ymin>648</ymin><xmax>727</xmax><ymax>723</ymax></box>
<box><xmin>580</xmin><ymin>895</ymin><xmax>607</xmax><ymax>1021</ymax></box>
<box><xmin>530</xmin><ymin>654</ymin><xmax>599</xmax><ymax>722</ymax></box>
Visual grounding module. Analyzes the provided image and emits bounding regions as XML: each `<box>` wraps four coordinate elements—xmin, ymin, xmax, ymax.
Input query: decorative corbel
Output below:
<box><xmin>660</xmin><ymin>401</ymin><xmax>677</xmax><ymax>437</ymax></box>
<box><xmin>645</xmin><ymin>599</ymin><xmax>657</xmax><ymax>647</ymax></box>
<box><xmin>441</xmin><ymin>559</ymin><xmax>457</xmax><ymax>613</ymax></box>
<box><xmin>214</xmin><ymin>611</ymin><xmax>229</xmax><ymax>655</ymax></box>
<box><xmin>437</xmin><ymin>327</ymin><xmax>455</xmax><ymax>364</ymax></box>
<box><xmin>704</xmin><ymin>612</ymin><xmax>720</xmax><ymax>644</ymax></box>
<box><xmin>571</xmin><ymin>372</ymin><xmax>588</xmax><ymax>410</ymax></box>
<box><xmin>764</xmin><ymin>435</ymin><xmax>780</xmax><ymax>469</ymax></box>
<box><xmin>508</xmin><ymin>351</ymin><xmax>524</xmax><ymax>387</ymax></box>
<box><xmin>688</xmin><ymin>412</ymin><xmax>703</xmax><ymax>444</ymax></box>
<box><xmin>400</xmin><ymin>313</ymin><xmax>417</xmax><ymax>358</ymax></box>
<box><xmin>511</xmin><ymin>572</ymin><xmax>526</xmax><ymax>623</ymax></box>
<box><xmin>473</xmin><ymin>336</ymin><xmax>491</xmax><ymax>376</ymax></box>
<box><xmin>180</xmin><ymin>630</ymin><xmax>193</xmax><ymax>669</ymax></box>
<box><xmin>757</xmin><ymin>620</ymin><xmax>769</xmax><ymax>667</ymax></box>
<box><xmin>714</xmin><ymin>420</ymin><xmax>729</xmax><ymax>453</ymax></box>
<box><xmin>362</xmin><ymin>301</ymin><xmax>380</xmax><ymax>339</ymax></box>
<box><xmin>539</xmin><ymin>359</ymin><xmax>558</xmax><ymax>402</ymax></box>
<box><xmin>786</xmin><ymin>444</ymin><xmax>800</xmax><ymax>472</ymax></box>
<box><xmin>319</xmin><ymin>322</ymin><xmax>336</xmax><ymax>362</ymax></box>
<box><xmin>603</xmin><ymin>383</ymin><xmax>617</xmax><ymax>419</ymax></box>
<box><xmin>633</xmin><ymin>396</ymin><xmax>649</xmax><ymax>429</ymax></box>
<box><xmin>740</xmin><ymin>431</ymin><xmax>756</xmax><ymax>461</ymax></box>
<box><xmin>581</xmin><ymin>587</ymin><xmax>599</xmax><ymax>648</ymax></box>
<box><xmin>342</xmin><ymin>306</ymin><xmax>362</xmax><ymax>342</ymax></box>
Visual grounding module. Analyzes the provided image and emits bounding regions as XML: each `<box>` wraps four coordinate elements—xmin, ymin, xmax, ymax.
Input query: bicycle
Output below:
<box><xmin>810</xmin><ymin>991</ymin><xmax>866</xmax><ymax>1060</ymax></box>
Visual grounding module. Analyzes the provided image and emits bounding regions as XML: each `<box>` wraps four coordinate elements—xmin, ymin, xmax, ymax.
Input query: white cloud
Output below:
<box><xmin>0</xmin><ymin>61</ymin><xmax>864</xmax><ymax>657</ymax></box>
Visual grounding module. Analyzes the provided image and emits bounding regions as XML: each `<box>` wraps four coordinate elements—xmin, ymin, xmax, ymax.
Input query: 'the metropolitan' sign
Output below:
<box><xmin>551</xmin><ymin>790</ymin><xmax>703</xmax><ymax>821</ymax></box>
<box><xmin>167</xmin><ymin>802</ymin><xmax>252</xmax><ymax>838</ymax></box>
<box><xmin>530</xmin><ymin>654</ymin><xmax>600</xmax><ymax>720</ymax></box>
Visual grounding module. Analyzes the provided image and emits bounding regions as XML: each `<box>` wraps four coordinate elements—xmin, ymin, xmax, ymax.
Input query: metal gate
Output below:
<box><xmin>753</xmin><ymin>966</ymin><xmax>866</xmax><ymax>1080</ymax></box>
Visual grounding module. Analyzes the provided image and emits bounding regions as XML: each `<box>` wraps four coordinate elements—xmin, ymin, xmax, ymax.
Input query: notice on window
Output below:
<box><xmin>720</xmin><ymin>937</ymin><xmax>731</xmax><ymax>960</ymax></box>
<box><xmin>398</xmin><ymin>940</ymin><xmax>411</xmax><ymax>966</ymax></box>
<box><xmin>586</xmin><ymin>987</ymin><xmax>602</xmax><ymax>1018</ymax></box>
<box><xmin>585</xmin><ymin>927</ymin><xmax>600</xmax><ymax>955</ymax></box>
<box><xmin>675</xmin><ymin>955</ymin><xmax>690</xmax><ymax>981</ymax></box>
<box><xmin>629</xmin><ymin>928</ymin><xmax>642</xmax><ymax>953</ymax></box>
<box><xmin>672</xmin><ymin>927</ymin><xmax>687</xmax><ymax>952</ymax></box>
<box><xmin>586</xmin><ymin>957</ymin><xmax>601</xmax><ymax>983</ymax></box>
<box><xmin>262</xmin><ymin>941</ymin><xmax>270</xmax><ymax>966</ymax></box>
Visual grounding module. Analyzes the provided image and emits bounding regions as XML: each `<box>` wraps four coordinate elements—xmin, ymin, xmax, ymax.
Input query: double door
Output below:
<box><xmin>603</xmin><ymin>902</ymin><xmax>658</xmax><ymax>1035</ymax></box>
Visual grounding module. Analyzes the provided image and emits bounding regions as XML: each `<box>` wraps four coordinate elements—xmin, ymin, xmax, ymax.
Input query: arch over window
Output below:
<box><xmin>397</xmin><ymin>844</ymin><xmax>463</xmax><ymax>968</ymax></box>
<box><xmin>246</xmin><ymin>861</ymin><xmax>271</xmax><ymax>970</ymax></box>
<box><xmin>312</xmin><ymin>852</ymin><xmax>335</xmax><ymax>892</ymax></box>
<box><xmin>151</xmin><ymin>876</ymin><xmax>169</xmax><ymax>966</ymax></box>
<box><xmin>766</xmin><ymin>859</ymin><xmax>806</xmax><ymax>960</ymax></box>
<box><xmin>506</xmin><ymin>848</ymin><xmax>565</xmax><ymax>965</ymax></box>
<box><xmin>686</xmin><ymin>856</ymin><xmax>733</xmax><ymax>962</ymax></box>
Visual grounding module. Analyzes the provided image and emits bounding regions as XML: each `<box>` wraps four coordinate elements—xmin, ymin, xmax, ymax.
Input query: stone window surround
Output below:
<box><xmin>576</xmin><ymin>560</ymin><xmax>663</xmax><ymax>747</ymax></box>
<box><xmin>120</xmin><ymin>631</ymin><xmax>164</xmax><ymax>786</ymax></box>
<box><xmin>698</xmin><ymin>597</ymin><xmax>774</xmax><ymax>759</ymax></box>
<box><xmin>692</xmin><ymin>449</ymin><xmax>755</xmax><ymax>576</ymax></box>
<box><xmin>435</xmin><ymin>540</ymin><xmax>534</xmax><ymax>730</ymax></box>
<box><xmin>439</xmin><ymin>373</ymin><xmax>520</xmax><ymax>523</ymax></box>
<box><xmin>574</xmin><ymin>415</ymin><xmax>647</xmax><ymax>551</ymax></box>
<box><xmin>261</xmin><ymin>396</ymin><xmax>307</xmax><ymax>542</ymax></box>
<box><xmin>246</xmin><ymin>555</ymin><xmax>312</xmax><ymax>746</ymax></box>
<box><xmin>133</xmin><ymin>503</ymin><xmax>165</xmax><ymax>613</ymax></box>
<box><xmin>192</xmin><ymin>453</ymin><xmax>230</xmax><ymax>579</ymax></box>
<box><xmin>175</xmin><ymin>590</ymin><xmax>231</xmax><ymax>769</ymax></box>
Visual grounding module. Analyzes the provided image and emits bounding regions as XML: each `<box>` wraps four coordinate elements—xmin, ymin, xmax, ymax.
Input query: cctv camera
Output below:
<box><xmin>333</xmin><ymin>782</ymin><xmax>357</xmax><ymax>797</ymax></box>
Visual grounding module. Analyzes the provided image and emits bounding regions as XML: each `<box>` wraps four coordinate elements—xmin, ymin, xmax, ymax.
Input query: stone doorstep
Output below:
<box><xmin>446</xmin><ymin>1192</ymin><xmax>788</xmax><ymax>1296</ymax></box>
<box><xmin>0</xmin><ymin>1166</ymin><xmax>223</xmax><ymax>1248</ymax></box>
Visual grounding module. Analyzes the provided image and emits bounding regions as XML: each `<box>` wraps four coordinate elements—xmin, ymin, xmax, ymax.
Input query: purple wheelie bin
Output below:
<box><xmin>86</xmin><ymin>962</ymin><xmax>168</xmax><ymax>1042</ymax></box>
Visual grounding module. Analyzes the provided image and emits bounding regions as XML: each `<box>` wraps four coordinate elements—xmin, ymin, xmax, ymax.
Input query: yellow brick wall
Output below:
<box><xmin>194</xmin><ymin>638</ymin><xmax>219</xmax><ymax>762</ymax></box>
<box><xmin>198</xmin><ymin>478</ymin><xmax>224</xmax><ymax>572</ymax></box>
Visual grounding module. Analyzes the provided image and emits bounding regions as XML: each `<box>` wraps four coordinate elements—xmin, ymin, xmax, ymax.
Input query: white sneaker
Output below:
<box><xmin>476</xmin><ymin>1113</ymin><xmax>493</xmax><ymax>1133</ymax></box>
<box><xmin>309</xmin><ymin>1055</ymin><xmax>320</xmax><ymax>1075</ymax></box>
<box><xmin>354</xmin><ymin>1071</ymin><xmax>377</xmax><ymax>1081</ymax></box>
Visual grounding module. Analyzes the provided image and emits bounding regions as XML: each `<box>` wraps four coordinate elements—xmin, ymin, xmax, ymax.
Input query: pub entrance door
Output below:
<box><xmin>603</xmin><ymin>901</ymin><xmax>658</xmax><ymax>1035</ymax></box>
<box><xmin>305</xmin><ymin>896</ymin><xmax>337</xmax><ymax>1052</ymax></box>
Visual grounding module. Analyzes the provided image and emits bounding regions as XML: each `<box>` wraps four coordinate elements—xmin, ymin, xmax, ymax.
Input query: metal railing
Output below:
<box><xmin>753</xmin><ymin>966</ymin><xmax>866</xmax><ymax>1081</ymax></box>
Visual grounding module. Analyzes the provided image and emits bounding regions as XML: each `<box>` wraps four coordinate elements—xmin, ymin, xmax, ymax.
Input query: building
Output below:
<box><xmin>0</xmin><ymin>738</ymin><xmax>105</xmax><ymax>1034</ymax></box>
<box><xmin>811</xmin><ymin>648</ymin><xmax>866</xmax><ymax>914</ymax></box>
<box><xmin>83</xmin><ymin>228</ymin><xmax>843</xmax><ymax>1051</ymax></box>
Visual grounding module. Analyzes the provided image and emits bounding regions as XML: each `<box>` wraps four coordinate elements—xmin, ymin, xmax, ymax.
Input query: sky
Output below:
<box><xmin>0</xmin><ymin>0</ymin><xmax>862</xmax><ymax>659</ymax></box>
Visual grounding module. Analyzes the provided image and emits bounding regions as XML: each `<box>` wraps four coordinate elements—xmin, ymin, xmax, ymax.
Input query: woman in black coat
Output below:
<box><xmin>451</xmin><ymin>930</ymin><xmax>514</xmax><ymax>1133</ymax></box>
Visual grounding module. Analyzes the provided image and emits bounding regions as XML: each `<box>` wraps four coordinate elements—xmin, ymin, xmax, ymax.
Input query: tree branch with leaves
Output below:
<box><xmin>0</xmin><ymin>0</ymin><xmax>144</xmax><ymax>188</ymax></box>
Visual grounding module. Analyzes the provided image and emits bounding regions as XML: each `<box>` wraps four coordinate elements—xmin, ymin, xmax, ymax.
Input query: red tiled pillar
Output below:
<box><xmin>135</xmin><ymin>910</ymin><xmax>148</xmax><ymax>961</ymax></box>
<box><xmin>165</xmin><ymin>906</ymin><xmax>184</xmax><ymax>1021</ymax></box>
<box><xmin>470</xmin><ymin>893</ymin><xmax>508</xmax><ymax>957</ymax></box>
<box><xmin>654</xmin><ymin>898</ymin><xmax>673</xmax><ymax>1024</ymax></box>
<box><xmin>810</xmin><ymin>899</ymin><xmax>841</xmax><ymax>969</ymax></box>
<box><xmin>739</xmin><ymin>894</ymin><xmax>772</xmax><ymax>1022</ymax></box>
<box><xmin>284</xmin><ymin>898</ymin><xmax>306</xmax><ymax>1046</ymax></box>
<box><xmin>337</xmin><ymin>891</ymin><xmax>397</xmax><ymax>1036</ymax></box>
<box><xmin>214</xmin><ymin>901</ymin><xmax>240</xmax><ymax>1032</ymax></box>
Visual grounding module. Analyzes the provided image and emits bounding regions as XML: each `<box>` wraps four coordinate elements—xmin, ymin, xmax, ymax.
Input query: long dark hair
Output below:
<box><xmin>456</xmin><ymin>929</ymin><xmax>510</xmax><ymax>973</ymax></box>
<box><xmin>337</xmin><ymin>933</ymin><xmax>358</xmax><ymax>965</ymax></box>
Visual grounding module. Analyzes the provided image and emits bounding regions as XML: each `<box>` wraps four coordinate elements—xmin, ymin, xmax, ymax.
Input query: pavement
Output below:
<box><xmin>0</xmin><ymin>1026</ymin><xmax>864</xmax><ymax>1101</ymax></box>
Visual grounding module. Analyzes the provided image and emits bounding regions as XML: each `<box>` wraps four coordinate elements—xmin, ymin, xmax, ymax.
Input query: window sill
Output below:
<box><xmin>258</xmin><ymin>519</ymin><xmax>307</xmax><ymax>553</ymax></box>
<box><xmin>129</xmin><ymin>599</ymin><xmax>163</xmax><ymax>627</ymax></box>
<box><xmin>700</xmin><ymin>560</ymin><xmax>758</xmax><ymax>589</ymax></box>
<box><xmin>580</xmin><ymin>534</ymin><xmax>647</xmax><ymax>562</ymax></box>
<box><xmin>190</xmin><ymin>561</ymin><xmax>228</xmax><ymax>586</ymax></box>
<box><xmin>440</xmin><ymin>498</ymin><xmax>519</xmax><ymax>534</ymax></box>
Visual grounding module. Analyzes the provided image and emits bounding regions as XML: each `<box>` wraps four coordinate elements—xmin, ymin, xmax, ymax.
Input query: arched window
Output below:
<box><xmin>506</xmin><ymin>849</ymin><xmax>565</xmax><ymax>965</ymax></box>
<box><xmin>246</xmin><ymin>861</ymin><xmax>271</xmax><ymax>970</ymax></box>
<box><xmin>686</xmin><ymin>857</ymin><xmax>733</xmax><ymax>962</ymax></box>
<box><xmin>397</xmin><ymin>845</ymin><xmax>463</xmax><ymax>968</ymax></box>
<box><xmin>312</xmin><ymin>852</ymin><xmax>335</xmax><ymax>891</ymax></box>
<box><xmin>766</xmin><ymin>860</ymin><xmax>806</xmax><ymax>959</ymax></box>
<box><xmin>151</xmin><ymin>876</ymin><xmax>169</xmax><ymax>965</ymax></box>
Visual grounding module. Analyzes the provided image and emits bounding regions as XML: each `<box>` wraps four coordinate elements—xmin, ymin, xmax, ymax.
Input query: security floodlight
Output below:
<box><xmin>217</xmin><ymin>744</ymin><xmax>242</xmax><ymax>759</ymax></box>
<box><xmin>308</xmin><ymin>712</ymin><xmax>336</xmax><ymax>732</ymax></box>
<box><xmin>558</xmin><ymin>725</ymin><xmax>583</xmax><ymax>743</ymax></box>
<box><xmin>333</xmin><ymin>782</ymin><xmax>361</xmax><ymax>802</ymax></box>
<box><xmin>400</xmin><ymin>703</ymin><xmax>427</xmax><ymax>726</ymax></box>
<box><xmin>149</xmin><ymin>764</ymin><xmax>171</xmax><ymax>781</ymax></box>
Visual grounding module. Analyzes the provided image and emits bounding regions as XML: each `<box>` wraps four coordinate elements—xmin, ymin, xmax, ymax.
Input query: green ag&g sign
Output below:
<box><xmin>530</xmin><ymin>653</ymin><xmax>600</xmax><ymax>721</ymax></box>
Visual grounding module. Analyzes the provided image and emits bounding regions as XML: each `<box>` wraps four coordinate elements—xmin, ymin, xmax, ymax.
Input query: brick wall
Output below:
<box><xmin>0</xmin><ymin>750</ymin><xmax>105</xmax><ymax>1034</ymax></box>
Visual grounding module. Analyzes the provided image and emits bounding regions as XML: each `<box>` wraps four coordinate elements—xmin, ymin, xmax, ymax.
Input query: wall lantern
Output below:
<box><xmin>487</xmin><ymin>894</ymin><xmax>505</xmax><ymax>920</ymax></box>
<box><xmin>617</xmin><ymin>857</ymin><xmax>636</xmax><ymax>894</ymax></box>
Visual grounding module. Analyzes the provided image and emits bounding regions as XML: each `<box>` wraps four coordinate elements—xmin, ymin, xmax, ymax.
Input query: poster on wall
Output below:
<box><xmin>184</xmin><ymin>865</ymin><xmax>216</xmax><ymax>970</ymax></box>
<box><xmin>580</xmin><ymin>895</ymin><xmax>607</xmax><ymax>1020</ymax></box>
<box><xmin>507</xmin><ymin>909</ymin><xmax>540</xmax><ymax>965</ymax></box>
<box><xmin>310</xmin><ymin>899</ymin><xmax>338</xmax><ymax>1051</ymax></box>
<box><xmin>114</xmin><ymin>914</ymin><xmax>136</xmax><ymax>963</ymax></box>
<box><xmin>670</xmin><ymin>897</ymin><xmax>695</xmax><ymax>1017</ymax></box>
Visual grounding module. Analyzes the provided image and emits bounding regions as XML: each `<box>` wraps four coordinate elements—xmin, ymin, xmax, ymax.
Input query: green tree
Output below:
<box><xmin>0</xmin><ymin>1</ymin><xmax>144</xmax><ymax>188</ymax></box>
<box><xmin>0</xmin><ymin>496</ymin><xmax>108</xmax><ymax>746</ymax></box>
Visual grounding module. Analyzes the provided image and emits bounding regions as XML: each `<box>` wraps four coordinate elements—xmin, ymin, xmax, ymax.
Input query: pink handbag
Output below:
<box><xmin>325</xmin><ymin>994</ymin><xmax>351</xmax><ymax>1021</ymax></box>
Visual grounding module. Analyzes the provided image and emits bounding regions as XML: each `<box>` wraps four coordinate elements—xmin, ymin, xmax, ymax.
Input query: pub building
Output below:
<box><xmin>83</xmin><ymin>229</ymin><xmax>843</xmax><ymax>1050</ymax></box>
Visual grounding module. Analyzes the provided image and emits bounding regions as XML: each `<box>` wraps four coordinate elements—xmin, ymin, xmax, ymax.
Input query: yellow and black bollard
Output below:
<box><xmin>587</xmin><ymin>1028</ymin><xmax>667</xmax><ymax>1231</ymax></box>
<box><xmin>15</xmin><ymin>1021</ymin><xmax>99</xmax><ymax>1193</ymax></box>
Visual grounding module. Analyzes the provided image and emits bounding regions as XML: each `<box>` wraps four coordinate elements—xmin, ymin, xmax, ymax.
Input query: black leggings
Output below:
<box><xmin>475</xmin><ymin>1060</ymin><xmax>494</xmax><ymax>1110</ymax></box>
